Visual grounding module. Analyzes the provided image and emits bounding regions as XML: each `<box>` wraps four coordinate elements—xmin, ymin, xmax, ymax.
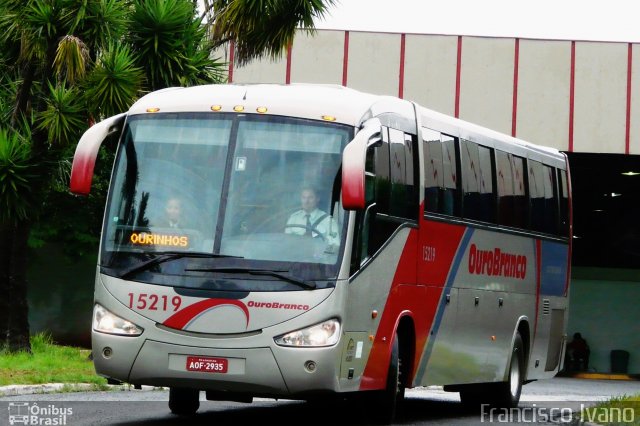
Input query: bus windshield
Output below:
<box><xmin>101</xmin><ymin>113</ymin><xmax>352</xmax><ymax>291</ymax></box>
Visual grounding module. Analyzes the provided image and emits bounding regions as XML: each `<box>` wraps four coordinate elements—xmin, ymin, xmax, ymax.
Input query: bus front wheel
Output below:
<box><xmin>371</xmin><ymin>336</ymin><xmax>404</xmax><ymax>424</ymax></box>
<box><xmin>169</xmin><ymin>387</ymin><xmax>200</xmax><ymax>415</ymax></box>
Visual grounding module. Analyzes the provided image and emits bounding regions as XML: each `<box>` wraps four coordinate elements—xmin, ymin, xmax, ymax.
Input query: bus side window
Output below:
<box><xmin>496</xmin><ymin>150</ymin><xmax>515</xmax><ymax>226</ymax></box>
<box><xmin>529</xmin><ymin>160</ymin><xmax>546</xmax><ymax>232</ymax></box>
<box><xmin>422</xmin><ymin>129</ymin><xmax>460</xmax><ymax>216</ymax></box>
<box><xmin>461</xmin><ymin>140</ymin><xmax>495</xmax><ymax>223</ymax></box>
<box><xmin>441</xmin><ymin>134</ymin><xmax>460</xmax><ymax>216</ymax></box>
<box><xmin>558</xmin><ymin>169</ymin><xmax>570</xmax><ymax>237</ymax></box>
<box><xmin>542</xmin><ymin>164</ymin><xmax>558</xmax><ymax>234</ymax></box>
<box><xmin>389</xmin><ymin>128</ymin><xmax>418</xmax><ymax>220</ymax></box>
<box><xmin>511</xmin><ymin>155</ymin><xmax>527</xmax><ymax>229</ymax></box>
<box><xmin>423</xmin><ymin>128</ymin><xmax>442</xmax><ymax>214</ymax></box>
<box><xmin>497</xmin><ymin>152</ymin><xmax>527</xmax><ymax>229</ymax></box>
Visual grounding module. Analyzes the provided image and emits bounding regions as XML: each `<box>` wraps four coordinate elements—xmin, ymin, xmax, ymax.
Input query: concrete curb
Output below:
<box><xmin>0</xmin><ymin>383</ymin><xmax>161</xmax><ymax>397</ymax></box>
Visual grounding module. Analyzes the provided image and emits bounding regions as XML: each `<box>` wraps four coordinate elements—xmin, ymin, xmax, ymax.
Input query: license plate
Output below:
<box><xmin>186</xmin><ymin>356</ymin><xmax>228</xmax><ymax>373</ymax></box>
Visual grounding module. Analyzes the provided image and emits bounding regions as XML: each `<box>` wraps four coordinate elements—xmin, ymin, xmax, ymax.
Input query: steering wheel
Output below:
<box><xmin>284</xmin><ymin>224</ymin><xmax>326</xmax><ymax>242</ymax></box>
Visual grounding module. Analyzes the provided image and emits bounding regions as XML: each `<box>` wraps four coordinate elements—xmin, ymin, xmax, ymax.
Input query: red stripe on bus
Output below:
<box><xmin>399</xmin><ymin>34</ymin><xmax>406</xmax><ymax>99</ymax></box>
<box><xmin>455</xmin><ymin>36</ymin><xmax>462</xmax><ymax>118</ymax></box>
<box><xmin>568</xmin><ymin>41</ymin><xmax>576</xmax><ymax>152</ymax></box>
<box><xmin>512</xmin><ymin>38</ymin><xmax>520</xmax><ymax>137</ymax></box>
<box><xmin>163</xmin><ymin>299</ymin><xmax>249</xmax><ymax>330</ymax></box>
<box><xmin>228</xmin><ymin>40</ymin><xmax>235</xmax><ymax>84</ymax></box>
<box><xmin>342</xmin><ymin>31</ymin><xmax>350</xmax><ymax>86</ymax></box>
<box><xmin>286</xmin><ymin>43</ymin><xmax>292</xmax><ymax>84</ymax></box>
<box><xmin>625</xmin><ymin>43</ymin><xmax>632</xmax><ymax>155</ymax></box>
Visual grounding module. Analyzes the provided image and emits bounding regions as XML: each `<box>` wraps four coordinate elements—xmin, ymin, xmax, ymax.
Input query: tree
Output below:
<box><xmin>0</xmin><ymin>0</ymin><xmax>334</xmax><ymax>353</ymax></box>
<box><xmin>202</xmin><ymin>0</ymin><xmax>336</xmax><ymax>65</ymax></box>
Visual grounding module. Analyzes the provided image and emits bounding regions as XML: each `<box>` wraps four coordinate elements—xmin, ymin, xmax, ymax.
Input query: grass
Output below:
<box><xmin>0</xmin><ymin>333</ymin><xmax>108</xmax><ymax>388</ymax></box>
<box><xmin>580</xmin><ymin>394</ymin><xmax>640</xmax><ymax>425</ymax></box>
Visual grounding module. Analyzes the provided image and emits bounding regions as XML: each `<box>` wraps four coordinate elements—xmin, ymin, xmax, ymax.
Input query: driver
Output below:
<box><xmin>285</xmin><ymin>186</ymin><xmax>340</xmax><ymax>246</ymax></box>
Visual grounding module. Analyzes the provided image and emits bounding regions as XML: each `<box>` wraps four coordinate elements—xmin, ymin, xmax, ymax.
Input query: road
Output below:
<box><xmin>1</xmin><ymin>377</ymin><xmax>639</xmax><ymax>425</ymax></box>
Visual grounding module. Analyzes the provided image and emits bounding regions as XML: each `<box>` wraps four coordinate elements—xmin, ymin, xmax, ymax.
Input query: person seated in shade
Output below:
<box><xmin>285</xmin><ymin>186</ymin><xmax>340</xmax><ymax>246</ymax></box>
<box><xmin>567</xmin><ymin>332</ymin><xmax>590</xmax><ymax>371</ymax></box>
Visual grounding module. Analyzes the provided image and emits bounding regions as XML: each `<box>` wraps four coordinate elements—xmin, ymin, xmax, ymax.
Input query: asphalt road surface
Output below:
<box><xmin>2</xmin><ymin>377</ymin><xmax>639</xmax><ymax>425</ymax></box>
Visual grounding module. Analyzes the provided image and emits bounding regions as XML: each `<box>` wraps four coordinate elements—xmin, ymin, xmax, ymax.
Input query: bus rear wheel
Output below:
<box><xmin>493</xmin><ymin>332</ymin><xmax>524</xmax><ymax>408</ymax></box>
<box><xmin>459</xmin><ymin>332</ymin><xmax>524</xmax><ymax>408</ymax></box>
<box><xmin>169</xmin><ymin>387</ymin><xmax>200</xmax><ymax>415</ymax></box>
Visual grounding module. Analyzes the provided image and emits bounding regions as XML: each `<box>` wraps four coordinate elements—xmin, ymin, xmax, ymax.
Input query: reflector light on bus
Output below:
<box><xmin>211</xmin><ymin>105</ymin><xmax>222</xmax><ymax>111</ymax></box>
<box><xmin>233</xmin><ymin>105</ymin><xmax>245</xmax><ymax>112</ymax></box>
<box><xmin>146</xmin><ymin>107</ymin><xmax>160</xmax><ymax>113</ymax></box>
<box><xmin>256</xmin><ymin>106</ymin><xmax>268</xmax><ymax>113</ymax></box>
<box><xmin>321</xmin><ymin>115</ymin><xmax>336</xmax><ymax>121</ymax></box>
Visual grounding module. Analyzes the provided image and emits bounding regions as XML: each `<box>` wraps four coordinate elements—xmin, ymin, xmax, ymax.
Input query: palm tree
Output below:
<box><xmin>203</xmin><ymin>0</ymin><xmax>336</xmax><ymax>65</ymax></box>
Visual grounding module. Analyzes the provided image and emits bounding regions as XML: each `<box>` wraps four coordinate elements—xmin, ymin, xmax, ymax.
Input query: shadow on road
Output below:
<box><xmin>109</xmin><ymin>397</ymin><xmax>477</xmax><ymax>426</ymax></box>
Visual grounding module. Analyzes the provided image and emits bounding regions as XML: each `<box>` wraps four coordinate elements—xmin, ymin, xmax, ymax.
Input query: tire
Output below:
<box><xmin>168</xmin><ymin>387</ymin><xmax>200</xmax><ymax>415</ymax></box>
<box><xmin>372</xmin><ymin>336</ymin><xmax>405</xmax><ymax>424</ymax></box>
<box><xmin>494</xmin><ymin>332</ymin><xmax>524</xmax><ymax>408</ymax></box>
<box><xmin>459</xmin><ymin>332</ymin><xmax>525</xmax><ymax>409</ymax></box>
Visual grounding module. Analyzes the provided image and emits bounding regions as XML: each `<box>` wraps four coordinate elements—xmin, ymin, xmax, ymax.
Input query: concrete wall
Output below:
<box><xmin>230</xmin><ymin>30</ymin><xmax>639</xmax><ymax>155</ymax></box>
<box><xmin>567</xmin><ymin>269</ymin><xmax>640</xmax><ymax>373</ymax></box>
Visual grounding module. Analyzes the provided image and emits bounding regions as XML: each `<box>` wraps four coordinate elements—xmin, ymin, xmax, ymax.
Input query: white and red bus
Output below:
<box><xmin>71</xmin><ymin>84</ymin><xmax>571</xmax><ymax>422</ymax></box>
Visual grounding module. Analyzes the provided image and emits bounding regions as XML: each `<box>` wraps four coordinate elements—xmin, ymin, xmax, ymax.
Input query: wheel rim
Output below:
<box><xmin>509</xmin><ymin>352</ymin><xmax>520</xmax><ymax>397</ymax></box>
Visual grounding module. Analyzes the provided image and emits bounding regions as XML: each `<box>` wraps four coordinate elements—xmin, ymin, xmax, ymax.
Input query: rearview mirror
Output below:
<box><xmin>69</xmin><ymin>113</ymin><xmax>126</xmax><ymax>195</ymax></box>
<box><xmin>341</xmin><ymin>119</ymin><xmax>381</xmax><ymax>210</ymax></box>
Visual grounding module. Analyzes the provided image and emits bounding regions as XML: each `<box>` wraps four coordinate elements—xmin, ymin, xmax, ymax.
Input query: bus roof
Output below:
<box><xmin>129</xmin><ymin>83</ymin><xmax>383</xmax><ymax>127</ymax></box>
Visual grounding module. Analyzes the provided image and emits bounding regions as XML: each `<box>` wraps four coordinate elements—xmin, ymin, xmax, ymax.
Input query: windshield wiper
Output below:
<box><xmin>184</xmin><ymin>267</ymin><xmax>317</xmax><ymax>290</ymax></box>
<box><xmin>118</xmin><ymin>252</ymin><xmax>243</xmax><ymax>280</ymax></box>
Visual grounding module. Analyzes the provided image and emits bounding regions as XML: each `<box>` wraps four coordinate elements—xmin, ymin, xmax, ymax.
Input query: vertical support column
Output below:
<box><xmin>512</xmin><ymin>38</ymin><xmax>520</xmax><ymax>137</ymax></box>
<box><xmin>455</xmin><ymin>36</ymin><xmax>462</xmax><ymax>118</ymax></box>
<box><xmin>399</xmin><ymin>33</ymin><xmax>406</xmax><ymax>99</ymax></box>
<box><xmin>228</xmin><ymin>40</ymin><xmax>235</xmax><ymax>83</ymax></box>
<box><xmin>342</xmin><ymin>31</ymin><xmax>350</xmax><ymax>87</ymax></box>
<box><xmin>286</xmin><ymin>43</ymin><xmax>292</xmax><ymax>84</ymax></box>
<box><xmin>625</xmin><ymin>43</ymin><xmax>633</xmax><ymax>155</ymax></box>
<box><xmin>568</xmin><ymin>41</ymin><xmax>576</xmax><ymax>152</ymax></box>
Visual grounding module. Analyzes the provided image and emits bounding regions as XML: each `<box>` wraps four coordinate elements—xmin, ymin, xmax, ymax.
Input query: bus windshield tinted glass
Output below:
<box><xmin>101</xmin><ymin>113</ymin><xmax>351</xmax><ymax>290</ymax></box>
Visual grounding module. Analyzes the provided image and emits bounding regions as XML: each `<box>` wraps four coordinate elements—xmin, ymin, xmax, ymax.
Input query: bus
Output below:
<box><xmin>70</xmin><ymin>83</ymin><xmax>571</xmax><ymax>423</ymax></box>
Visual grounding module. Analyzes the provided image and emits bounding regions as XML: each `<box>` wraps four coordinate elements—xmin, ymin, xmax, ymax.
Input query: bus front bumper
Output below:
<box><xmin>92</xmin><ymin>332</ymin><xmax>342</xmax><ymax>398</ymax></box>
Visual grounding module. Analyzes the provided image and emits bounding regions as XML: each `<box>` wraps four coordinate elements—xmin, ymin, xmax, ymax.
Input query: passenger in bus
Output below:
<box><xmin>162</xmin><ymin>197</ymin><xmax>184</xmax><ymax>229</ymax></box>
<box><xmin>285</xmin><ymin>186</ymin><xmax>340</xmax><ymax>246</ymax></box>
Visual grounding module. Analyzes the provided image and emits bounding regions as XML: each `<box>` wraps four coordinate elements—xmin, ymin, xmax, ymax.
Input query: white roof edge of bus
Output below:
<box><xmin>128</xmin><ymin>83</ymin><xmax>380</xmax><ymax>127</ymax></box>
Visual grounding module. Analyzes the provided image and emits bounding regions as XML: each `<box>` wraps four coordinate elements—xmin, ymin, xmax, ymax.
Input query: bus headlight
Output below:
<box><xmin>93</xmin><ymin>304</ymin><xmax>143</xmax><ymax>336</ymax></box>
<box><xmin>274</xmin><ymin>319</ymin><xmax>340</xmax><ymax>347</ymax></box>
